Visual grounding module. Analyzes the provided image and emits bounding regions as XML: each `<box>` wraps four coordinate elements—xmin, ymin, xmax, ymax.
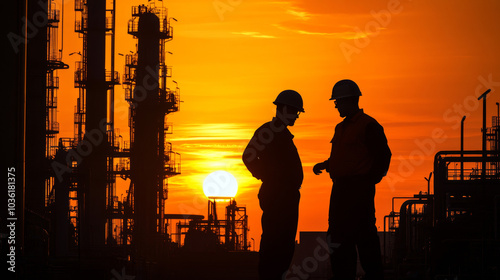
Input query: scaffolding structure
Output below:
<box><xmin>119</xmin><ymin>1</ymin><xmax>181</xmax><ymax>260</ymax></box>
<box><xmin>45</xmin><ymin>0</ymin><xmax>68</xmax><ymax>206</ymax></box>
<box><xmin>49</xmin><ymin>0</ymin><xmax>122</xmax><ymax>256</ymax></box>
<box><xmin>46</xmin><ymin>0</ymin><xmax>68</xmax><ymax>157</ymax></box>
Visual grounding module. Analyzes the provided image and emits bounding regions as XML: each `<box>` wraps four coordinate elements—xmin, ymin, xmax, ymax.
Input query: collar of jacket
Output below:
<box><xmin>343</xmin><ymin>108</ymin><xmax>364</xmax><ymax>123</ymax></box>
<box><xmin>270</xmin><ymin>117</ymin><xmax>294</xmax><ymax>139</ymax></box>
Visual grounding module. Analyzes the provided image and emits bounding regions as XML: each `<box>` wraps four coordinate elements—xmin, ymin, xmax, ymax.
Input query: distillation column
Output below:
<box><xmin>131</xmin><ymin>12</ymin><xmax>161</xmax><ymax>260</ymax></box>
<box><xmin>79</xmin><ymin>0</ymin><xmax>108</xmax><ymax>256</ymax></box>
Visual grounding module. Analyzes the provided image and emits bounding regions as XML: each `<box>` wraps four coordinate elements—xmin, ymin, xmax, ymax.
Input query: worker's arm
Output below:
<box><xmin>242</xmin><ymin>135</ymin><xmax>265</xmax><ymax>180</ymax></box>
<box><xmin>366</xmin><ymin>122</ymin><xmax>391</xmax><ymax>184</ymax></box>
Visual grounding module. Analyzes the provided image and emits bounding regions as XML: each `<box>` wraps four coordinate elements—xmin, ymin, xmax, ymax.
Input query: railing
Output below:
<box><xmin>124</xmin><ymin>87</ymin><xmax>133</xmax><ymax>101</ymax></box>
<box><xmin>125</xmin><ymin>53</ymin><xmax>138</xmax><ymax>66</ymax></box>
<box><xmin>160</xmin><ymin>89</ymin><xmax>180</xmax><ymax>113</ymax></box>
<box><xmin>160</xmin><ymin>25</ymin><xmax>173</xmax><ymax>39</ymax></box>
<box><xmin>435</xmin><ymin>150</ymin><xmax>500</xmax><ymax>181</ymax></box>
<box><xmin>164</xmin><ymin>147</ymin><xmax>181</xmax><ymax>176</ymax></box>
<box><xmin>122</xmin><ymin>141</ymin><xmax>130</xmax><ymax>151</ymax></box>
<box><xmin>162</xmin><ymin>189</ymin><xmax>168</xmax><ymax>200</ymax></box>
<box><xmin>75</xmin><ymin>17</ymin><xmax>88</xmax><ymax>33</ymax></box>
<box><xmin>46</xmin><ymin>94</ymin><xmax>57</xmax><ymax>108</ymax></box>
<box><xmin>105</xmin><ymin>70</ymin><xmax>120</xmax><ymax>85</ymax></box>
<box><xmin>74</xmin><ymin>61</ymin><xmax>86</xmax><ymax>87</ymax></box>
<box><xmin>128</xmin><ymin>6</ymin><xmax>173</xmax><ymax>39</ymax></box>
<box><xmin>46</xmin><ymin>121</ymin><xmax>59</xmax><ymax>133</ymax></box>
<box><xmin>384</xmin><ymin>213</ymin><xmax>400</xmax><ymax>232</ymax></box>
<box><xmin>105</xmin><ymin>16</ymin><xmax>113</xmax><ymax>31</ymax></box>
<box><xmin>131</xmin><ymin>5</ymin><xmax>149</xmax><ymax>17</ymax></box>
<box><xmin>159</xmin><ymin>64</ymin><xmax>172</xmax><ymax>78</ymax></box>
<box><xmin>48</xmin><ymin>9</ymin><xmax>60</xmax><ymax>23</ymax></box>
<box><xmin>122</xmin><ymin>71</ymin><xmax>135</xmax><ymax>86</ymax></box>
<box><xmin>164</xmin><ymin>122</ymin><xmax>173</xmax><ymax>134</ymax></box>
<box><xmin>446</xmin><ymin>164</ymin><xmax>498</xmax><ymax>180</ymax></box>
<box><xmin>47</xmin><ymin>76</ymin><xmax>59</xmax><ymax>88</ymax></box>
<box><xmin>74</xmin><ymin>111</ymin><xmax>85</xmax><ymax>124</ymax></box>
<box><xmin>127</xmin><ymin>19</ymin><xmax>139</xmax><ymax>35</ymax></box>
<box><xmin>75</xmin><ymin>0</ymin><xmax>86</xmax><ymax>11</ymax></box>
<box><xmin>74</xmin><ymin>70</ymin><xmax>86</xmax><ymax>87</ymax></box>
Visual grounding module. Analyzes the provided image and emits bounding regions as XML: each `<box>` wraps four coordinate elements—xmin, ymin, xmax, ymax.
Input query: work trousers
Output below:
<box><xmin>258</xmin><ymin>189</ymin><xmax>300</xmax><ymax>280</ymax></box>
<box><xmin>327</xmin><ymin>177</ymin><xmax>383</xmax><ymax>280</ymax></box>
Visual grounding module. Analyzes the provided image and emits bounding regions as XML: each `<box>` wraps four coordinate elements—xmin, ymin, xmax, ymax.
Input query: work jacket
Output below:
<box><xmin>242</xmin><ymin>118</ymin><xmax>303</xmax><ymax>198</ymax></box>
<box><xmin>327</xmin><ymin>109</ymin><xmax>391</xmax><ymax>183</ymax></box>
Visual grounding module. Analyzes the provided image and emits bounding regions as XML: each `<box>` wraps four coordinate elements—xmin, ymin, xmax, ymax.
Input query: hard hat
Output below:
<box><xmin>273</xmin><ymin>90</ymin><xmax>305</xmax><ymax>112</ymax></box>
<box><xmin>330</xmin><ymin>79</ymin><xmax>362</xmax><ymax>100</ymax></box>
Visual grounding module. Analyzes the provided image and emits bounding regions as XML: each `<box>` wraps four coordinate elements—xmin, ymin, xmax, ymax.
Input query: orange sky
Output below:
<box><xmin>54</xmin><ymin>0</ymin><xmax>500</xmax><ymax>251</ymax></box>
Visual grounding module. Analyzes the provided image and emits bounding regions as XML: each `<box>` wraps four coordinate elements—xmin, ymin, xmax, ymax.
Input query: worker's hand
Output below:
<box><xmin>313</xmin><ymin>162</ymin><xmax>326</xmax><ymax>175</ymax></box>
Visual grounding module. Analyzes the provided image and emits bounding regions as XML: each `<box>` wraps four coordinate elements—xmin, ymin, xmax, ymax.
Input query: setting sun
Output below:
<box><xmin>203</xmin><ymin>170</ymin><xmax>239</xmax><ymax>198</ymax></box>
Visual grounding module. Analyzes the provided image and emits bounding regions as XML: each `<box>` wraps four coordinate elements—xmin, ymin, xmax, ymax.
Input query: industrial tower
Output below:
<box><xmin>121</xmin><ymin>2</ymin><xmax>181</xmax><ymax>260</ymax></box>
<box><xmin>70</xmin><ymin>0</ymin><xmax>120</xmax><ymax>257</ymax></box>
<box><xmin>67</xmin><ymin>0</ymin><xmax>182</xmax><ymax>261</ymax></box>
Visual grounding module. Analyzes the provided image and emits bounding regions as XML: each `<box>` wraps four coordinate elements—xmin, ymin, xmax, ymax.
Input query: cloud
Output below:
<box><xmin>231</xmin><ymin>31</ymin><xmax>277</xmax><ymax>39</ymax></box>
<box><xmin>286</xmin><ymin>0</ymin><xmax>395</xmax><ymax>16</ymax></box>
<box><xmin>286</xmin><ymin>8</ymin><xmax>311</xmax><ymax>20</ymax></box>
<box><xmin>268</xmin><ymin>0</ymin><xmax>395</xmax><ymax>40</ymax></box>
<box><xmin>273</xmin><ymin>23</ymin><xmax>371</xmax><ymax>40</ymax></box>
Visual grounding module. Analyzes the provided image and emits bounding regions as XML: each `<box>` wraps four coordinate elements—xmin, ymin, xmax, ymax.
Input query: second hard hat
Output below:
<box><xmin>330</xmin><ymin>79</ymin><xmax>362</xmax><ymax>100</ymax></box>
<box><xmin>273</xmin><ymin>90</ymin><xmax>305</xmax><ymax>112</ymax></box>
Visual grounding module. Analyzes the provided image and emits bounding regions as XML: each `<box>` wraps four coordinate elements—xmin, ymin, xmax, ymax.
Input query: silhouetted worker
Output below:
<box><xmin>243</xmin><ymin>90</ymin><xmax>305</xmax><ymax>280</ymax></box>
<box><xmin>313</xmin><ymin>79</ymin><xmax>391</xmax><ymax>280</ymax></box>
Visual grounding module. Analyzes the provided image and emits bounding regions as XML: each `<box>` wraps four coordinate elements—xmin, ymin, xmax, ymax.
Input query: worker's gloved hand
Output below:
<box><xmin>313</xmin><ymin>161</ymin><xmax>328</xmax><ymax>175</ymax></box>
<box><xmin>313</xmin><ymin>164</ymin><xmax>322</xmax><ymax>175</ymax></box>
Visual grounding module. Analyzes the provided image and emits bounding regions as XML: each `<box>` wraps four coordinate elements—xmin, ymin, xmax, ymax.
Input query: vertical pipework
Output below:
<box><xmin>80</xmin><ymin>0</ymin><xmax>107</xmax><ymax>256</ymax></box>
<box><xmin>132</xmin><ymin>11</ymin><xmax>160</xmax><ymax>260</ymax></box>
<box><xmin>496</xmin><ymin>102</ymin><xmax>500</xmax><ymax>177</ymax></box>
<box><xmin>110</xmin><ymin>0</ymin><xmax>115</xmax><ymax>133</ymax></box>
<box><xmin>106</xmin><ymin>0</ymin><xmax>117</xmax><ymax>246</ymax></box>
<box><xmin>478</xmin><ymin>89</ymin><xmax>491</xmax><ymax>180</ymax></box>
<box><xmin>25</xmin><ymin>0</ymin><xmax>47</xmax><ymax>218</ymax></box>
<box><xmin>461</xmin><ymin>116</ymin><xmax>466</xmax><ymax>181</ymax></box>
<box><xmin>482</xmin><ymin>94</ymin><xmax>486</xmax><ymax>179</ymax></box>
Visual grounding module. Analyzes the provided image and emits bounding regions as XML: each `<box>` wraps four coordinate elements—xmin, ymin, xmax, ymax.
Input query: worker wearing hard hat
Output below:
<box><xmin>242</xmin><ymin>90</ymin><xmax>304</xmax><ymax>280</ymax></box>
<box><xmin>313</xmin><ymin>80</ymin><xmax>391</xmax><ymax>280</ymax></box>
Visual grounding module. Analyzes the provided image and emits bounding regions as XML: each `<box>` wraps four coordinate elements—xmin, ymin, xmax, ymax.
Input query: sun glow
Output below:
<box><xmin>203</xmin><ymin>170</ymin><xmax>239</xmax><ymax>199</ymax></box>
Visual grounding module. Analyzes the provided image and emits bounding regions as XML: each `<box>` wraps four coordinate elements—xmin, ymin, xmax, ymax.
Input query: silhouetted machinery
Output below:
<box><xmin>166</xmin><ymin>199</ymin><xmax>250</xmax><ymax>252</ymax></box>
<box><xmin>384</xmin><ymin>97</ymin><xmax>500</xmax><ymax>279</ymax></box>
<box><xmin>186</xmin><ymin>199</ymin><xmax>249</xmax><ymax>251</ymax></box>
